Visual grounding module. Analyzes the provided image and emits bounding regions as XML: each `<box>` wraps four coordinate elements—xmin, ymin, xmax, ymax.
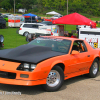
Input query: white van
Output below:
<box><xmin>18</xmin><ymin>23</ymin><xmax>44</xmax><ymax>36</ymax></box>
<box><xmin>18</xmin><ymin>21</ymin><xmax>59</xmax><ymax>36</ymax></box>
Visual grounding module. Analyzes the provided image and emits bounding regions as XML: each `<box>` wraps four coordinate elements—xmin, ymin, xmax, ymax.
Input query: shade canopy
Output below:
<box><xmin>23</xmin><ymin>13</ymin><xmax>37</xmax><ymax>17</ymax></box>
<box><xmin>46</xmin><ymin>11</ymin><xmax>60</xmax><ymax>15</ymax></box>
<box><xmin>52</xmin><ymin>12</ymin><xmax>96</xmax><ymax>27</ymax></box>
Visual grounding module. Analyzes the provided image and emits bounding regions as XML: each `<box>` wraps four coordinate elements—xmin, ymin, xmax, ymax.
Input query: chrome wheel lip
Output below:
<box><xmin>93</xmin><ymin>62</ymin><xmax>98</xmax><ymax>75</ymax></box>
<box><xmin>46</xmin><ymin>70</ymin><xmax>60</xmax><ymax>87</ymax></box>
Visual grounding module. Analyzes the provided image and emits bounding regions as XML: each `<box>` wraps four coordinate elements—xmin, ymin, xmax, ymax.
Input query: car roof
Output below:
<box><xmin>22</xmin><ymin>23</ymin><xmax>44</xmax><ymax>25</ymax></box>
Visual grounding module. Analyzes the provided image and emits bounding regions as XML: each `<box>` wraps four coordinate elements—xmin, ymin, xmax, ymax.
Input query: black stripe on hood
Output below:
<box><xmin>0</xmin><ymin>45</ymin><xmax>65</xmax><ymax>64</ymax></box>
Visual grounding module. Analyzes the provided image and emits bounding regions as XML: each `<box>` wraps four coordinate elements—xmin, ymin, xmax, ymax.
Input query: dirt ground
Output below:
<box><xmin>0</xmin><ymin>72</ymin><xmax>100</xmax><ymax>100</ymax></box>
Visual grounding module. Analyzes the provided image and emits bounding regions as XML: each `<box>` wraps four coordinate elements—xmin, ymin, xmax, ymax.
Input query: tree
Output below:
<box><xmin>1</xmin><ymin>0</ymin><xmax>12</xmax><ymax>11</ymax></box>
<box><xmin>21</xmin><ymin>0</ymin><xmax>36</xmax><ymax>10</ymax></box>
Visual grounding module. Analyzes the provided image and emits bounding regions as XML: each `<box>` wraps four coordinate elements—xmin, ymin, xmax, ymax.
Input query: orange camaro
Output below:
<box><xmin>0</xmin><ymin>36</ymin><xmax>99</xmax><ymax>92</ymax></box>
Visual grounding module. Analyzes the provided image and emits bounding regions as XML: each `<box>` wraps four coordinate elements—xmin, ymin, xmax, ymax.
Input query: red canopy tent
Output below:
<box><xmin>44</xmin><ymin>18</ymin><xmax>53</xmax><ymax>22</ymax></box>
<box><xmin>52</xmin><ymin>12</ymin><xmax>96</xmax><ymax>27</ymax></box>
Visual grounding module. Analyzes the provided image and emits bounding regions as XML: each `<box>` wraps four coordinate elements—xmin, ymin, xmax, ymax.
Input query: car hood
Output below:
<box><xmin>0</xmin><ymin>45</ymin><xmax>65</xmax><ymax>64</ymax></box>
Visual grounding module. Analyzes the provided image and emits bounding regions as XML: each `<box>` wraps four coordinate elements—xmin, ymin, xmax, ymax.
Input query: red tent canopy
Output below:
<box><xmin>24</xmin><ymin>16</ymin><xmax>30</xmax><ymax>18</ymax></box>
<box><xmin>44</xmin><ymin>18</ymin><xmax>53</xmax><ymax>22</ymax></box>
<box><xmin>52</xmin><ymin>12</ymin><xmax>96</xmax><ymax>27</ymax></box>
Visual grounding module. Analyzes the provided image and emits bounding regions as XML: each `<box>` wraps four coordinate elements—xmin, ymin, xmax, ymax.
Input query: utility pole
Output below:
<box><xmin>67</xmin><ymin>0</ymin><xmax>68</xmax><ymax>15</ymax></box>
<box><xmin>14</xmin><ymin>0</ymin><xmax>15</xmax><ymax>14</ymax></box>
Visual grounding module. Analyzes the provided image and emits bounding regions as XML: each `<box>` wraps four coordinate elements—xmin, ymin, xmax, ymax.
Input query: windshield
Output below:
<box><xmin>28</xmin><ymin>37</ymin><xmax>71</xmax><ymax>53</ymax></box>
<box><xmin>41</xmin><ymin>21</ymin><xmax>52</xmax><ymax>25</ymax></box>
<box><xmin>53</xmin><ymin>15</ymin><xmax>59</xmax><ymax>17</ymax></box>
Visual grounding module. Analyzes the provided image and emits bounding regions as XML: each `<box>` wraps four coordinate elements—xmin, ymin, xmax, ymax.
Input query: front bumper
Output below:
<box><xmin>0</xmin><ymin>69</ymin><xmax>47</xmax><ymax>86</ymax></box>
<box><xmin>0</xmin><ymin>68</ymin><xmax>47</xmax><ymax>86</ymax></box>
<box><xmin>0</xmin><ymin>60</ymin><xmax>48</xmax><ymax>86</ymax></box>
<box><xmin>0</xmin><ymin>77</ymin><xmax>46</xmax><ymax>86</ymax></box>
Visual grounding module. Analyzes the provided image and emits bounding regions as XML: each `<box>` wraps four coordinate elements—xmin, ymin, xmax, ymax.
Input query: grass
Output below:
<box><xmin>0</xmin><ymin>27</ymin><xmax>27</xmax><ymax>49</ymax></box>
<box><xmin>90</xmin><ymin>17</ymin><xmax>100</xmax><ymax>21</ymax></box>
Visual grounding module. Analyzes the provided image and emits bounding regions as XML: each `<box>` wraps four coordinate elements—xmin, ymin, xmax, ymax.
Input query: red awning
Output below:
<box><xmin>24</xmin><ymin>16</ymin><xmax>31</xmax><ymax>18</ymax></box>
<box><xmin>52</xmin><ymin>12</ymin><xmax>96</xmax><ymax>27</ymax></box>
<box><xmin>44</xmin><ymin>18</ymin><xmax>53</xmax><ymax>22</ymax></box>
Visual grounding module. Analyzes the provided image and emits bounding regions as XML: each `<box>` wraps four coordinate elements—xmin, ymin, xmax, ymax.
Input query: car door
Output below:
<box><xmin>30</xmin><ymin>24</ymin><xmax>40</xmax><ymax>34</ymax></box>
<box><xmin>23</xmin><ymin>24</ymin><xmax>32</xmax><ymax>33</ymax></box>
<box><xmin>67</xmin><ymin>40</ymin><xmax>92</xmax><ymax>74</ymax></box>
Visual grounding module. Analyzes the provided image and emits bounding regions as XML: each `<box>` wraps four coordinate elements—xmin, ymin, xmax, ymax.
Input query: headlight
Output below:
<box><xmin>31</xmin><ymin>64</ymin><xmax>36</xmax><ymax>69</ymax></box>
<box><xmin>24</xmin><ymin>63</ymin><xmax>29</xmax><ymax>69</ymax></box>
<box><xmin>17</xmin><ymin>63</ymin><xmax>36</xmax><ymax>71</ymax></box>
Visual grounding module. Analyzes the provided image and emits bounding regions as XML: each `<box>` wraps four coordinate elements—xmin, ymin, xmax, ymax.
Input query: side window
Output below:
<box><xmin>72</xmin><ymin>41</ymin><xmax>87</xmax><ymax>53</ymax></box>
<box><xmin>32</xmin><ymin>25</ymin><xmax>38</xmax><ymax>28</ymax></box>
<box><xmin>23</xmin><ymin>24</ymin><xmax>32</xmax><ymax>28</ymax></box>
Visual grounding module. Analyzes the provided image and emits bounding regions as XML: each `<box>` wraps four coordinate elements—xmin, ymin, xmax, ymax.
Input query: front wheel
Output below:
<box><xmin>42</xmin><ymin>65</ymin><xmax>64</xmax><ymax>92</ymax></box>
<box><xmin>88</xmin><ymin>58</ymin><xmax>99</xmax><ymax>78</ymax></box>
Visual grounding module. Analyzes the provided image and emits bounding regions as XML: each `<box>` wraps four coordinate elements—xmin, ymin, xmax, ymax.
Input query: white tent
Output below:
<box><xmin>46</xmin><ymin>11</ymin><xmax>61</xmax><ymax>15</ymax></box>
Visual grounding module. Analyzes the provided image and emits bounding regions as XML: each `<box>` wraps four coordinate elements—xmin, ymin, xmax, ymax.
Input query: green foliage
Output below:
<box><xmin>1</xmin><ymin>0</ymin><xmax>12</xmax><ymax>11</ymax></box>
<box><xmin>1</xmin><ymin>0</ymin><xmax>100</xmax><ymax>16</ymax></box>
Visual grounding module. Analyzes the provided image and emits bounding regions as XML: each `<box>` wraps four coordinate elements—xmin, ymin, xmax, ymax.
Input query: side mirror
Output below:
<box><xmin>72</xmin><ymin>50</ymin><xmax>79</xmax><ymax>55</ymax></box>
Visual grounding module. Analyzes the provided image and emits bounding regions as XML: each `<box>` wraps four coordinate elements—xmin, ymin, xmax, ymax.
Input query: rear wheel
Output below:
<box><xmin>24</xmin><ymin>32</ymin><xmax>29</xmax><ymax>36</ymax></box>
<box><xmin>26</xmin><ymin>34</ymin><xmax>32</xmax><ymax>42</ymax></box>
<box><xmin>43</xmin><ymin>65</ymin><xmax>64</xmax><ymax>92</ymax></box>
<box><xmin>26</xmin><ymin>36</ymin><xmax>31</xmax><ymax>42</ymax></box>
<box><xmin>88</xmin><ymin>58</ymin><xmax>99</xmax><ymax>78</ymax></box>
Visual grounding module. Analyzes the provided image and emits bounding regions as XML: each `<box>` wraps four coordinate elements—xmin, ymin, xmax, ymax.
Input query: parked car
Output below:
<box><xmin>40</xmin><ymin>21</ymin><xmax>53</xmax><ymax>25</ymax></box>
<box><xmin>18</xmin><ymin>23</ymin><xmax>45</xmax><ymax>36</ymax></box>
<box><xmin>0</xmin><ymin>36</ymin><xmax>99</xmax><ymax>92</ymax></box>
<box><xmin>2</xmin><ymin>13</ymin><xmax>13</xmax><ymax>20</ymax></box>
<box><xmin>2</xmin><ymin>15</ymin><xmax>8</xmax><ymax>22</ymax></box>
<box><xmin>3</xmin><ymin>13</ymin><xmax>12</xmax><ymax>16</ymax></box>
<box><xmin>18</xmin><ymin>21</ymin><xmax>55</xmax><ymax>36</ymax></box>
<box><xmin>50</xmin><ymin>14</ymin><xmax>63</xmax><ymax>20</ymax></box>
<box><xmin>0</xmin><ymin>15</ymin><xmax>6</xmax><ymax>29</ymax></box>
<box><xmin>1</xmin><ymin>13</ymin><xmax>12</xmax><ymax>22</ymax></box>
<box><xmin>0</xmin><ymin>13</ymin><xmax>2</xmax><ymax>16</ymax></box>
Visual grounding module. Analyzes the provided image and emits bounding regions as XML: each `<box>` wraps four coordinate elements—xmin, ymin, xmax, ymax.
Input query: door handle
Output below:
<box><xmin>87</xmin><ymin>55</ymin><xmax>90</xmax><ymax>57</ymax></box>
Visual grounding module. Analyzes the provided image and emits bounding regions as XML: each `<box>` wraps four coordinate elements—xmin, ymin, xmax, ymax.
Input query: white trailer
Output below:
<box><xmin>39</xmin><ymin>25</ymin><xmax>60</xmax><ymax>36</ymax></box>
<box><xmin>8</xmin><ymin>16</ymin><xmax>24</xmax><ymax>27</ymax></box>
<box><xmin>79</xmin><ymin>27</ymin><xmax>100</xmax><ymax>48</ymax></box>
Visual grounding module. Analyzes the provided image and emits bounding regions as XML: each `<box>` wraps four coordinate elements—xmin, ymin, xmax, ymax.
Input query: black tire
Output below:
<box><xmin>26</xmin><ymin>36</ymin><xmax>30</xmax><ymax>42</ymax></box>
<box><xmin>26</xmin><ymin>34</ymin><xmax>32</xmax><ymax>42</ymax></box>
<box><xmin>88</xmin><ymin>58</ymin><xmax>99</xmax><ymax>78</ymax></box>
<box><xmin>1</xmin><ymin>24</ymin><xmax>6</xmax><ymax>29</ymax></box>
<box><xmin>42</xmin><ymin>65</ymin><xmax>64</xmax><ymax>92</ymax></box>
<box><xmin>24</xmin><ymin>32</ymin><xmax>29</xmax><ymax>36</ymax></box>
